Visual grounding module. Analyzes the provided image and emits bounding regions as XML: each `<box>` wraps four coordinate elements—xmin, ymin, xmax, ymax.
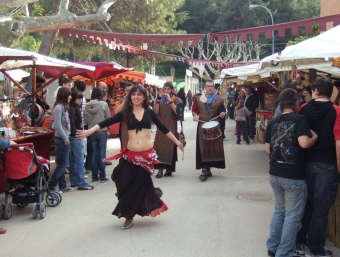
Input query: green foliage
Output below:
<box><xmin>12</xmin><ymin>4</ymin><xmax>45</xmax><ymax>19</ymax></box>
<box><xmin>12</xmin><ymin>10</ymin><xmax>26</xmax><ymax>20</ymax></box>
<box><xmin>178</xmin><ymin>0</ymin><xmax>320</xmax><ymax>33</ymax></box>
<box><xmin>107</xmin><ymin>0</ymin><xmax>187</xmax><ymax>34</ymax></box>
<box><xmin>31</xmin><ymin>5</ymin><xmax>44</xmax><ymax>17</ymax></box>
<box><xmin>11</xmin><ymin>34</ymin><xmax>42</xmax><ymax>52</ymax></box>
<box><xmin>286</xmin><ymin>36</ymin><xmax>309</xmax><ymax>46</ymax></box>
<box><xmin>51</xmin><ymin>37</ymin><xmax>103</xmax><ymax>62</ymax></box>
<box><xmin>286</xmin><ymin>24</ymin><xmax>319</xmax><ymax>46</ymax></box>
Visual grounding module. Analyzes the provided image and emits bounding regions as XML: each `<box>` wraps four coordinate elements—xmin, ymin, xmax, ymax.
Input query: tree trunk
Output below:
<box><xmin>102</xmin><ymin>45</ymin><xmax>109</xmax><ymax>62</ymax></box>
<box><xmin>38</xmin><ymin>0</ymin><xmax>61</xmax><ymax>56</ymax></box>
<box><xmin>39</xmin><ymin>31</ymin><xmax>57</xmax><ymax>56</ymax></box>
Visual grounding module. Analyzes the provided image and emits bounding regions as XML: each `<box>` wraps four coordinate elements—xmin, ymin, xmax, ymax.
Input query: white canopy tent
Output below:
<box><xmin>221</xmin><ymin>25</ymin><xmax>340</xmax><ymax>83</ymax></box>
<box><xmin>0</xmin><ymin>47</ymin><xmax>95</xmax><ymax>71</ymax></box>
<box><xmin>145</xmin><ymin>73</ymin><xmax>159</xmax><ymax>86</ymax></box>
<box><xmin>0</xmin><ymin>69</ymin><xmax>30</xmax><ymax>81</ymax></box>
<box><xmin>259</xmin><ymin>25</ymin><xmax>340</xmax><ymax>69</ymax></box>
<box><xmin>221</xmin><ymin>62</ymin><xmax>340</xmax><ymax>81</ymax></box>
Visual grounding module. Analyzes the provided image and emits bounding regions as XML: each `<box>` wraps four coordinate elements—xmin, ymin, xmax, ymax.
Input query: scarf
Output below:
<box><xmin>200</xmin><ymin>91</ymin><xmax>217</xmax><ymax>104</ymax></box>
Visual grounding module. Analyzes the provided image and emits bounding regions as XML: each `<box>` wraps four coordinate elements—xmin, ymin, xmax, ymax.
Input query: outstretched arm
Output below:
<box><xmin>76</xmin><ymin>125</ymin><xmax>100</xmax><ymax>140</ymax></box>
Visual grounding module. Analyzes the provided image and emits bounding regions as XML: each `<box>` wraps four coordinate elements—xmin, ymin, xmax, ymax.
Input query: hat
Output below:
<box><xmin>334</xmin><ymin>80</ymin><xmax>340</xmax><ymax>88</ymax></box>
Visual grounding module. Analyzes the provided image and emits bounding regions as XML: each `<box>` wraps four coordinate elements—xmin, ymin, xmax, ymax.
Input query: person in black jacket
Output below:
<box><xmin>244</xmin><ymin>86</ymin><xmax>259</xmax><ymax>143</ymax></box>
<box><xmin>177</xmin><ymin>87</ymin><xmax>186</xmax><ymax>121</ymax></box>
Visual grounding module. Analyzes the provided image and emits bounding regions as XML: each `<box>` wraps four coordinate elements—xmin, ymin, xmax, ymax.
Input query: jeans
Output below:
<box><xmin>246</xmin><ymin>114</ymin><xmax>255</xmax><ymax>140</ymax></box>
<box><xmin>296</xmin><ymin>162</ymin><xmax>340</xmax><ymax>254</ymax></box>
<box><xmin>49</xmin><ymin>137</ymin><xmax>70</xmax><ymax>190</ymax></box>
<box><xmin>267</xmin><ymin>175</ymin><xmax>307</xmax><ymax>257</ymax></box>
<box><xmin>90</xmin><ymin>131</ymin><xmax>108</xmax><ymax>180</ymax></box>
<box><xmin>69</xmin><ymin>136</ymin><xmax>89</xmax><ymax>188</ymax></box>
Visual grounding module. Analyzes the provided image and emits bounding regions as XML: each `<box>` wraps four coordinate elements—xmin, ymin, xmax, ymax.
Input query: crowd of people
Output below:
<box><xmin>265</xmin><ymin>77</ymin><xmax>340</xmax><ymax>257</ymax></box>
<box><xmin>1</xmin><ymin>76</ymin><xmax>340</xmax><ymax>257</ymax></box>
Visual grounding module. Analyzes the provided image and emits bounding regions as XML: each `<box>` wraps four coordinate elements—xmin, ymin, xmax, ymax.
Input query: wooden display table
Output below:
<box><xmin>13</xmin><ymin>130</ymin><xmax>55</xmax><ymax>160</ymax></box>
<box><xmin>255</xmin><ymin>110</ymin><xmax>273</xmax><ymax>143</ymax></box>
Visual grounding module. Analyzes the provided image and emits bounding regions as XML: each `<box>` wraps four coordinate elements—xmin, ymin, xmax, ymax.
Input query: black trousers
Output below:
<box><xmin>236</xmin><ymin>121</ymin><xmax>249</xmax><ymax>143</ymax></box>
<box><xmin>246</xmin><ymin>114</ymin><xmax>255</xmax><ymax>140</ymax></box>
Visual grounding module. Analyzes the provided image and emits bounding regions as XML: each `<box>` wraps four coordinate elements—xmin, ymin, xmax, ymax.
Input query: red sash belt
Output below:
<box><xmin>104</xmin><ymin>148</ymin><xmax>160</xmax><ymax>174</ymax></box>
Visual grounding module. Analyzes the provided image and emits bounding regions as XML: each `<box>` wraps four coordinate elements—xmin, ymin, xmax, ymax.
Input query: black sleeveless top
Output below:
<box><xmin>98</xmin><ymin>109</ymin><xmax>169</xmax><ymax>134</ymax></box>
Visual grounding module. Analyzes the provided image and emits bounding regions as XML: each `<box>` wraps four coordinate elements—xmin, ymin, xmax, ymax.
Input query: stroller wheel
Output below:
<box><xmin>46</xmin><ymin>192</ymin><xmax>60</xmax><ymax>207</ymax></box>
<box><xmin>0</xmin><ymin>203</ymin><xmax>4</xmax><ymax>219</ymax></box>
<box><xmin>4</xmin><ymin>203</ymin><xmax>12</xmax><ymax>220</ymax></box>
<box><xmin>32</xmin><ymin>203</ymin><xmax>38</xmax><ymax>219</ymax></box>
<box><xmin>39</xmin><ymin>203</ymin><xmax>46</xmax><ymax>219</ymax></box>
<box><xmin>16</xmin><ymin>203</ymin><xmax>28</xmax><ymax>208</ymax></box>
<box><xmin>56</xmin><ymin>192</ymin><xmax>62</xmax><ymax>204</ymax></box>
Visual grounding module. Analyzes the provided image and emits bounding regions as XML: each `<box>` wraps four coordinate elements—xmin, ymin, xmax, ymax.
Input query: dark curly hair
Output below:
<box><xmin>122</xmin><ymin>85</ymin><xmax>149</xmax><ymax>122</ymax></box>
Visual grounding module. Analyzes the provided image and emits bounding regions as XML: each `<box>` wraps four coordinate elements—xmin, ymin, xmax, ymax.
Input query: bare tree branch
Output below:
<box><xmin>0</xmin><ymin>0</ymin><xmax>117</xmax><ymax>46</ymax></box>
<box><xmin>181</xmin><ymin>36</ymin><xmax>264</xmax><ymax>81</ymax></box>
<box><xmin>0</xmin><ymin>0</ymin><xmax>37</xmax><ymax>8</ymax></box>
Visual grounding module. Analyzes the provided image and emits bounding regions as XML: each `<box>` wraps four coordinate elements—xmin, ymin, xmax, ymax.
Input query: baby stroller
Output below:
<box><xmin>0</xmin><ymin>143</ymin><xmax>62</xmax><ymax>220</ymax></box>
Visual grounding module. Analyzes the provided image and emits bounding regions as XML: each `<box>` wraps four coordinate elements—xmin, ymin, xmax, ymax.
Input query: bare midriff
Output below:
<box><xmin>127</xmin><ymin>129</ymin><xmax>153</xmax><ymax>151</ymax></box>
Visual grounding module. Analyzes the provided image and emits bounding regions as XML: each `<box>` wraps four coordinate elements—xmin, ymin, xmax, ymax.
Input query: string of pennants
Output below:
<box><xmin>59</xmin><ymin>14</ymin><xmax>340</xmax><ymax>68</ymax></box>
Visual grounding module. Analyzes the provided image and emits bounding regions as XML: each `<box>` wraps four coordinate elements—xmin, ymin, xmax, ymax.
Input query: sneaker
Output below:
<box><xmin>305</xmin><ymin>248</ymin><xmax>333</xmax><ymax>257</ymax></box>
<box><xmin>223</xmin><ymin>138</ymin><xmax>229</xmax><ymax>141</ymax></box>
<box><xmin>60</xmin><ymin>187</ymin><xmax>74</xmax><ymax>193</ymax></box>
<box><xmin>100</xmin><ymin>178</ymin><xmax>110</xmax><ymax>183</ymax></box>
<box><xmin>49</xmin><ymin>187</ymin><xmax>63</xmax><ymax>194</ymax></box>
<box><xmin>249</xmin><ymin>139</ymin><xmax>254</xmax><ymax>144</ymax></box>
<box><xmin>84</xmin><ymin>175</ymin><xmax>88</xmax><ymax>179</ymax></box>
<box><xmin>295</xmin><ymin>243</ymin><xmax>305</xmax><ymax>256</ymax></box>
<box><xmin>92</xmin><ymin>178</ymin><xmax>99</xmax><ymax>182</ymax></box>
<box><xmin>105</xmin><ymin>161</ymin><xmax>112</xmax><ymax>166</ymax></box>
<box><xmin>267</xmin><ymin>250</ymin><xmax>275</xmax><ymax>257</ymax></box>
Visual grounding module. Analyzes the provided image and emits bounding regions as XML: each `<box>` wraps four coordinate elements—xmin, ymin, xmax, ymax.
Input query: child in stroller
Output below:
<box><xmin>0</xmin><ymin>143</ymin><xmax>62</xmax><ymax>221</ymax></box>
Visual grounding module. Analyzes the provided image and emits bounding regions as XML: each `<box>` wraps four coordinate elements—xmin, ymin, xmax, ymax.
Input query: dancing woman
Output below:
<box><xmin>76</xmin><ymin>85</ymin><xmax>183</xmax><ymax>230</ymax></box>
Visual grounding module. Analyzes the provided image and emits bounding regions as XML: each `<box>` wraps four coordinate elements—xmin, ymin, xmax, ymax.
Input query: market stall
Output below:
<box><xmin>221</xmin><ymin>25</ymin><xmax>340</xmax><ymax>246</ymax></box>
<box><xmin>0</xmin><ymin>46</ymin><xmax>95</xmax><ymax>157</ymax></box>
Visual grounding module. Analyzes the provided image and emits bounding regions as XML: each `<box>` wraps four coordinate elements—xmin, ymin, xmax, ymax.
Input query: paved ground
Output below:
<box><xmin>1</xmin><ymin>111</ymin><xmax>339</xmax><ymax>257</ymax></box>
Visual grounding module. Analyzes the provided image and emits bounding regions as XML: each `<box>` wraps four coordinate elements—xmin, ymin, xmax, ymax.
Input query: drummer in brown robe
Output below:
<box><xmin>154</xmin><ymin>82</ymin><xmax>183</xmax><ymax>178</ymax></box>
<box><xmin>192</xmin><ymin>80</ymin><xmax>226</xmax><ymax>181</ymax></box>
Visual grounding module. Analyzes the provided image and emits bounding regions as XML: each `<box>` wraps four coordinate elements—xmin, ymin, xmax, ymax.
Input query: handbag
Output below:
<box><xmin>177</xmin><ymin>119</ymin><xmax>186</xmax><ymax>147</ymax></box>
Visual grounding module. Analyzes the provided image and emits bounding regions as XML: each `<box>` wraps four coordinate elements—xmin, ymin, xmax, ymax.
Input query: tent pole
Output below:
<box><xmin>31</xmin><ymin>65</ymin><xmax>36</xmax><ymax>126</ymax></box>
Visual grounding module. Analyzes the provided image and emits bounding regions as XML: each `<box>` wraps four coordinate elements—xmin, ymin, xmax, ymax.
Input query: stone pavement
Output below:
<box><xmin>0</xmin><ymin>111</ymin><xmax>339</xmax><ymax>257</ymax></box>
